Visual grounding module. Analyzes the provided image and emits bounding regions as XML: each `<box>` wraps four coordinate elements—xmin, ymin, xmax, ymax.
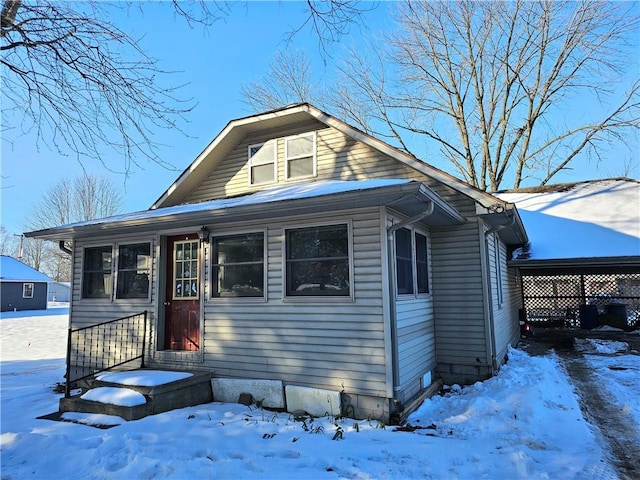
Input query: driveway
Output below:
<box><xmin>519</xmin><ymin>329</ymin><xmax>640</xmax><ymax>480</ymax></box>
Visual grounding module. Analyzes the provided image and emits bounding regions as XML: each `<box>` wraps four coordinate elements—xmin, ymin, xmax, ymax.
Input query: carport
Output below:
<box><xmin>516</xmin><ymin>261</ymin><xmax>640</xmax><ymax>330</ymax></box>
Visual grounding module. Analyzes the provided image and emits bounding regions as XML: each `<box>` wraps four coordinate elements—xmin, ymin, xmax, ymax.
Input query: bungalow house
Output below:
<box><xmin>496</xmin><ymin>178</ymin><xmax>640</xmax><ymax>329</ymax></box>
<box><xmin>0</xmin><ymin>255</ymin><xmax>51</xmax><ymax>312</ymax></box>
<box><xmin>25</xmin><ymin>103</ymin><xmax>528</xmax><ymax>422</ymax></box>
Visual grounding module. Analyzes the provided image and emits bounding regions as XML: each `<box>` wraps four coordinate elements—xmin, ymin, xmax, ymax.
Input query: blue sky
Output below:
<box><xmin>1</xmin><ymin>1</ymin><xmax>638</xmax><ymax>236</ymax></box>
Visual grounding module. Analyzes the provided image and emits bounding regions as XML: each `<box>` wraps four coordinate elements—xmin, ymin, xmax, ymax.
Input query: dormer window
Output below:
<box><xmin>285</xmin><ymin>132</ymin><xmax>316</xmax><ymax>180</ymax></box>
<box><xmin>248</xmin><ymin>140</ymin><xmax>277</xmax><ymax>186</ymax></box>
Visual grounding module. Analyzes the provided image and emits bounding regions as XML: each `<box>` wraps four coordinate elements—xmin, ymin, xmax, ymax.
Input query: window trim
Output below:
<box><xmin>171</xmin><ymin>239</ymin><xmax>200</xmax><ymax>301</ymax></box>
<box><xmin>210</xmin><ymin>229</ymin><xmax>267</xmax><ymax>302</ymax></box>
<box><xmin>393</xmin><ymin>224</ymin><xmax>431</xmax><ymax>299</ymax></box>
<box><xmin>282</xmin><ymin>220</ymin><xmax>354</xmax><ymax>302</ymax></box>
<box><xmin>284</xmin><ymin>132</ymin><xmax>317</xmax><ymax>181</ymax></box>
<box><xmin>116</xmin><ymin>242</ymin><xmax>152</xmax><ymax>301</ymax></box>
<box><xmin>22</xmin><ymin>283</ymin><xmax>34</xmax><ymax>299</ymax></box>
<box><xmin>80</xmin><ymin>240</ymin><xmax>153</xmax><ymax>302</ymax></box>
<box><xmin>81</xmin><ymin>245</ymin><xmax>113</xmax><ymax>300</ymax></box>
<box><xmin>248</xmin><ymin>140</ymin><xmax>277</xmax><ymax>186</ymax></box>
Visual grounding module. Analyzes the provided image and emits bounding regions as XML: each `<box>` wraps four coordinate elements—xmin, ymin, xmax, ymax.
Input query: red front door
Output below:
<box><xmin>164</xmin><ymin>234</ymin><xmax>201</xmax><ymax>351</ymax></box>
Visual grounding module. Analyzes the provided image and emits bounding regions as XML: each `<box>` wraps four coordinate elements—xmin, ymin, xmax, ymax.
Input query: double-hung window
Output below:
<box><xmin>248</xmin><ymin>140</ymin><xmax>276</xmax><ymax>186</ymax></box>
<box><xmin>212</xmin><ymin>232</ymin><xmax>265</xmax><ymax>298</ymax></box>
<box><xmin>22</xmin><ymin>283</ymin><xmax>34</xmax><ymax>298</ymax></box>
<box><xmin>395</xmin><ymin>227</ymin><xmax>430</xmax><ymax>296</ymax></box>
<box><xmin>82</xmin><ymin>242</ymin><xmax>152</xmax><ymax>300</ymax></box>
<box><xmin>285</xmin><ymin>132</ymin><xmax>316</xmax><ymax>180</ymax></box>
<box><xmin>82</xmin><ymin>246</ymin><xmax>113</xmax><ymax>298</ymax></box>
<box><xmin>116</xmin><ymin>243</ymin><xmax>151</xmax><ymax>299</ymax></box>
<box><xmin>285</xmin><ymin>224</ymin><xmax>350</xmax><ymax>297</ymax></box>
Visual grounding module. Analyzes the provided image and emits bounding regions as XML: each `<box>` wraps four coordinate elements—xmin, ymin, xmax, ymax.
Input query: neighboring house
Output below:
<box><xmin>25</xmin><ymin>103</ymin><xmax>528</xmax><ymax>422</ymax></box>
<box><xmin>497</xmin><ymin>178</ymin><xmax>640</xmax><ymax>329</ymax></box>
<box><xmin>48</xmin><ymin>282</ymin><xmax>71</xmax><ymax>303</ymax></box>
<box><xmin>0</xmin><ymin>256</ymin><xmax>51</xmax><ymax>312</ymax></box>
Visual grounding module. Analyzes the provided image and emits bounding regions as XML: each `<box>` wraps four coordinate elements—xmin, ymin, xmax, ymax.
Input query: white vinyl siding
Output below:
<box><xmin>184</xmin><ymin>124</ymin><xmax>419</xmax><ymax>204</ymax></box>
<box><xmin>197</xmin><ymin>208</ymin><xmax>389</xmax><ymax>398</ymax></box>
<box><xmin>430</xmin><ymin>198</ymin><xmax>490</xmax><ymax>383</ymax></box>
<box><xmin>393</xmin><ymin>221</ymin><xmax>435</xmax><ymax>403</ymax></box>
<box><xmin>490</xmin><ymin>233</ymin><xmax>520</xmax><ymax>366</ymax></box>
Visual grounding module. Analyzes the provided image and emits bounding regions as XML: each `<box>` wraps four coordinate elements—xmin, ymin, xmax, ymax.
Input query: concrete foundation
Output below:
<box><xmin>211</xmin><ymin>378</ymin><xmax>285</xmax><ymax>409</ymax></box>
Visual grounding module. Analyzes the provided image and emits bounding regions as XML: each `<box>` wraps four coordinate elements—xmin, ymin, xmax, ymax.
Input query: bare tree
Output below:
<box><xmin>0</xmin><ymin>225</ymin><xmax>20</xmax><ymax>257</ymax></box>
<box><xmin>24</xmin><ymin>173</ymin><xmax>123</xmax><ymax>281</ymax></box>
<box><xmin>1</xmin><ymin>0</ymin><xmax>375</xmax><ymax>175</ymax></box>
<box><xmin>332</xmin><ymin>0</ymin><xmax>640</xmax><ymax>191</ymax></box>
<box><xmin>1</xmin><ymin>1</ymin><xmax>193</xmax><ymax>174</ymax></box>
<box><xmin>241</xmin><ymin>49</ymin><xmax>320</xmax><ymax>112</ymax></box>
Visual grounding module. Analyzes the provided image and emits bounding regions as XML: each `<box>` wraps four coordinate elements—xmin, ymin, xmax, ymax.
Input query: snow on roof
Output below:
<box><xmin>34</xmin><ymin>179</ymin><xmax>413</xmax><ymax>231</ymax></box>
<box><xmin>496</xmin><ymin>178</ymin><xmax>640</xmax><ymax>261</ymax></box>
<box><xmin>0</xmin><ymin>256</ymin><xmax>53</xmax><ymax>283</ymax></box>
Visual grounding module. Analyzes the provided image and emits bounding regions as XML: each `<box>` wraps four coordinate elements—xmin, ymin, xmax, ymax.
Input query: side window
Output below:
<box><xmin>23</xmin><ymin>283</ymin><xmax>34</xmax><ymax>298</ymax></box>
<box><xmin>395</xmin><ymin>228</ymin><xmax>414</xmax><ymax>295</ymax></box>
<box><xmin>248</xmin><ymin>141</ymin><xmax>276</xmax><ymax>185</ymax></box>
<box><xmin>285</xmin><ymin>224</ymin><xmax>350</xmax><ymax>296</ymax></box>
<box><xmin>415</xmin><ymin>232</ymin><xmax>429</xmax><ymax>294</ymax></box>
<box><xmin>82</xmin><ymin>246</ymin><xmax>113</xmax><ymax>298</ymax></box>
<box><xmin>116</xmin><ymin>243</ymin><xmax>151</xmax><ymax>299</ymax></box>
<box><xmin>285</xmin><ymin>133</ymin><xmax>316</xmax><ymax>180</ymax></box>
<box><xmin>212</xmin><ymin>233</ymin><xmax>265</xmax><ymax>298</ymax></box>
<box><xmin>395</xmin><ymin>227</ymin><xmax>430</xmax><ymax>296</ymax></box>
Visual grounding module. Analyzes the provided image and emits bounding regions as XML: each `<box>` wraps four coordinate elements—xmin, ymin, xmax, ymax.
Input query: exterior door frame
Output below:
<box><xmin>155</xmin><ymin>230</ymin><xmax>206</xmax><ymax>363</ymax></box>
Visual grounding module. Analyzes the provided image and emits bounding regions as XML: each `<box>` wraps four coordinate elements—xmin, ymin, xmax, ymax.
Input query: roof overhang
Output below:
<box><xmin>509</xmin><ymin>256</ymin><xmax>640</xmax><ymax>275</ymax></box>
<box><xmin>477</xmin><ymin>202</ymin><xmax>529</xmax><ymax>246</ymax></box>
<box><xmin>25</xmin><ymin>181</ymin><xmax>465</xmax><ymax>242</ymax></box>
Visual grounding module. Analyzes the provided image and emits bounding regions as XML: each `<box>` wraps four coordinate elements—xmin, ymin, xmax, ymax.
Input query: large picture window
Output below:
<box><xmin>116</xmin><ymin>243</ymin><xmax>151</xmax><ymax>299</ymax></box>
<box><xmin>395</xmin><ymin>227</ymin><xmax>430</xmax><ymax>296</ymax></box>
<box><xmin>212</xmin><ymin>233</ymin><xmax>265</xmax><ymax>298</ymax></box>
<box><xmin>82</xmin><ymin>246</ymin><xmax>113</xmax><ymax>298</ymax></box>
<box><xmin>248</xmin><ymin>140</ymin><xmax>276</xmax><ymax>185</ymax></box>
<box><xmin>285</xmin><ymin>133</ymin><xmax>316</xmax><ymax>180</ymax></box>
<box><xmin>285</xmin><ymin>224</ymin><xmax>350</xmax><ymax>296</ymax></box>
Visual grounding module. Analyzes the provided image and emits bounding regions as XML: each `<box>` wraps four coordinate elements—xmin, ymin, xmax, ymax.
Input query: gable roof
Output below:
<box><xmin>0</xmin><ymin>256</ymin><xmax>53</xmax><ymax>283</ymax></box>
<box><xmin>151</xmin><ymin>103</ymin><xmax>512</xmax><ymax>212</ymax></box>
<box><xmin>496</xmin><ymin>178</ymin><xmax>640</xmax><ymax>265</ymax></box>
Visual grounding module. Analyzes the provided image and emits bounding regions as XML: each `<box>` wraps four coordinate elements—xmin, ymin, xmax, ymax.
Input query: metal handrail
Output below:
<box><xmin>65</xmin><ymin>310</ymin><xmax>148</xmax><ymax>397</ymax></box>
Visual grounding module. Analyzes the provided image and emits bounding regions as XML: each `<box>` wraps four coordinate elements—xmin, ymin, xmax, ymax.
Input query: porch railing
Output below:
<box><xmin>65</xmin><ymin>311</ymin><xmax>148</xmax><ymax>397</ymax></box>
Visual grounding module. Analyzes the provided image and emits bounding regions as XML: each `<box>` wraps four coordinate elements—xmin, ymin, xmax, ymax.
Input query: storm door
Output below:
<box><xmin>164</xmin><ymin>234</ymin><xmax>201</xmax><ymax>351</ymax></box>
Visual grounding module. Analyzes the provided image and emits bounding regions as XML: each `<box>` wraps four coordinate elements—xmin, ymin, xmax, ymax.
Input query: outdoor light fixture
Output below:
<box><xmin>197</xmin><ymin>226</ymin><xmax>210</xmax><ymax>243</ymax></box>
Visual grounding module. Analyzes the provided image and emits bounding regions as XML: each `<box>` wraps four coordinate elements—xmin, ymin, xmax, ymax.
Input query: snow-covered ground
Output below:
<box><xmin>2</xmin><ymin>308</ymin><xmax>638</xmax><ymax>479</ymax></box>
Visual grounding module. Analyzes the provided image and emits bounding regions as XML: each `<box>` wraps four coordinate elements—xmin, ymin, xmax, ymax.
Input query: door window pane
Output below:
<box><xmin>174</xmin><ymin>240</ymin><xmax>199</xmax><ymax>299</ymax></box>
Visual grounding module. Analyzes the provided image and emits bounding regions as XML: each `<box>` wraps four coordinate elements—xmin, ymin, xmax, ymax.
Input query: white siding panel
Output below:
<box><xmin>201</xmin><ymin>208</ymin><xmax>390</xmax><ymax>398</ymax></box>
<box><xmin>430</xmin><ymin>198</ymin><xmax>489</xmax><ymax>374</ymax></box>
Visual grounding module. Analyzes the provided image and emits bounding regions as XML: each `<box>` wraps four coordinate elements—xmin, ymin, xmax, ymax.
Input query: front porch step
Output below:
<box><xmin>59</xmin><ymin>370</ymin><xmax>213</xmax><ymax>421</ymax></box>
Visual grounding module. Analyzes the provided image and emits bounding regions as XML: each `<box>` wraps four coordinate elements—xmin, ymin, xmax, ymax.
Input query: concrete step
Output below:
<box><xmin>59</xmin><ymin>369</ymin><xmax>213</xmax><ymax>421</ymax></box>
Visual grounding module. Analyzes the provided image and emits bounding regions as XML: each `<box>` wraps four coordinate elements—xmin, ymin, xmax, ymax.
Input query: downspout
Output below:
<box><xmin>482</xmin><ymin>209</ymin><xmax>516</xmax><ymax>373</ymax></box>
<box><xmin>386</xmin><ymin>201</ymin><xmax>434</xmax><ymax>409</ymax></box>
